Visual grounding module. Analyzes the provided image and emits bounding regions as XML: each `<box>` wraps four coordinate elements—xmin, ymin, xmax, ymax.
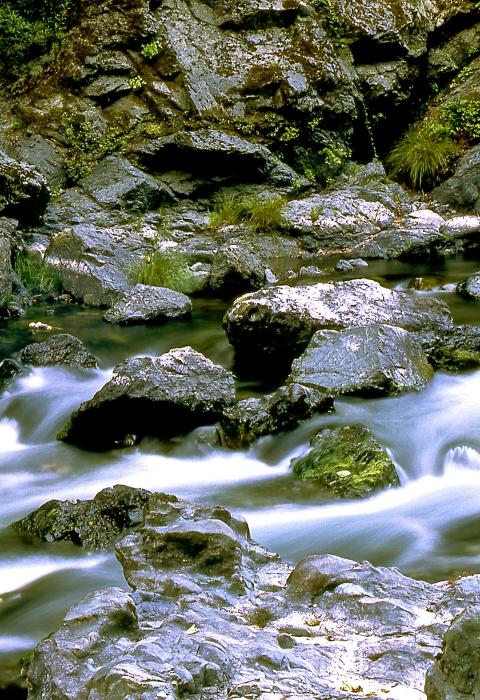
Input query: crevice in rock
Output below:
<box><xmin>350</xmin><ymin>37</ymin><xmax>407</xmax><ymax>65</ymax></box>
<box><xmin>0</xmin><ymin>686</ymin><xmax>27</xmax><ymax>699</ymax></box>
<box><xmin>428</xmin><ymin>8</ymin><xmax>480</xmax><ymax>50</ymax></box>
<box><xmin>219</xmin><ymin>9</ymin><xmax>302</xmax><ymax>31</ymax></box>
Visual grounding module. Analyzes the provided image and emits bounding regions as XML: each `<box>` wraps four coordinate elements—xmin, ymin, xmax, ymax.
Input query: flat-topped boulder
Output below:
<box><xmin>20</xmin><ymin>333</ymin><xmax>98</xmax><ymax>369</ymax></box>
<box><xmin>224</xmin><ymin>278</ymin><xmax>453</xmax><ymax>376</ymax></box>
<box><xmin>288</xmin><ymin>324</ymin><xmax>433</xmax><ymax>397</ymax></box>
<box><xmin>103</xmin><ymin>284</ymin><xmax>192</xmax><ymax>325</ymax></box>
<box><xmin>58</xmin><ymin>347</ymin><xmax>236</xmax><ymax>450</ymax></box>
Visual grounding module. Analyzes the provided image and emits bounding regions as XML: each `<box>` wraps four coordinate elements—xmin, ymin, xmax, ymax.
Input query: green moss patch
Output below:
<box><xmin>292</xmin><ymin>425</ymin><xmax>399</xmax><ymax>498</ymax></box>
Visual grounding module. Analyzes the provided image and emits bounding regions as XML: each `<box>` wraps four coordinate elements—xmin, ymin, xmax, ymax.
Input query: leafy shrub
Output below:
<box><xmin>439</xmin><ymin>98</ymin><xmax>480</xmax><ymax>142</ymax></box>
<box><xmin>14</xmin><ymin>252</ymin><xmax>62</xmax><ymax>296</ymax></box>
<box><xmin>0</xmin><ymin>0</ymin><xmax>73</xmax><ymax>74</ymax></box>
<box><xmin>386</xmin><ymin>123</ymin><xmax>461</xmax><ymax>190</ymax></box>
<box><xmin>128</xmin><ymin>251</ymin><xmax>196</xmax><ymax>293</ymax></box>
<box><xmin>210</xmin><ymin>194</ymin><xmax>286</xmax><ymax>232</ymax></box>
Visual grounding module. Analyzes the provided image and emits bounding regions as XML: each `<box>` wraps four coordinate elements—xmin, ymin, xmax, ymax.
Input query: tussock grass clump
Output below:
<box><xmin>14</xmin><ymin>253</ymin><xmax>62</xmax><ymax>296</ymax></box>
<box><xmin>210</xmin><ymin>194</ymin><xmax>287</xmax><ymax>232</ymax></box>
<box><xmin>128</xmin><ymin>250</ymin><xmax>196</xmax><ymax>294</ymax></box>
<box><xmin>386</xmin><ymin>123</ymin><xmax>461</xmax><ymax>190</ymax></box>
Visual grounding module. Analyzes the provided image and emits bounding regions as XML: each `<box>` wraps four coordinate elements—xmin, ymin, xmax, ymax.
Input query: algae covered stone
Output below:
<box><xmin>291</xmin><ymin>425</ymin><xmax>399</xmax><ymax>498</ymax></box>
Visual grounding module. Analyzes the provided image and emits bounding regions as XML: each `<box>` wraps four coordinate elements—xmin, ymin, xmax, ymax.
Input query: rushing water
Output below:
<box><xmin>0</xmin><ymin>255</ymin><xmax>479</xmax><ymax>684</ymax></box>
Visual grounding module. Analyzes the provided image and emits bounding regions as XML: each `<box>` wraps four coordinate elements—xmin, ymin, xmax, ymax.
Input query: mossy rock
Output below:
<box><xmin>291</xmin><ymin>425</ymin><xmax>399</xmax><ymax>498</ymax></box>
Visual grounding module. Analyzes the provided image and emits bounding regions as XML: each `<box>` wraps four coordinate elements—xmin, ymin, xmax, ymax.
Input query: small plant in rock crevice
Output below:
<box><xmin>209</xmin><ymin>194</ymin><xmax>287</xmax><ymax>232</ymax></box>
<box><xmin>128</xmin><ymin>250</ymin><xmax>196</xmax><ymax>294</ymax></box>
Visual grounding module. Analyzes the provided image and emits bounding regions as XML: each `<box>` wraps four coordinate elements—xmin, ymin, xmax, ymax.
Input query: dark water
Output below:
<box><xmin>0</xmin><ymin>256</ymin><xmax>479</xmax><ymax>682</ymax></box>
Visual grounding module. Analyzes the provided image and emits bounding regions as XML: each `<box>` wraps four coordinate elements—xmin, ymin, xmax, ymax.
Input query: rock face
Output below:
<box><xmin>432</xmin><ymin>145</ymin><xmax>480</xmax><ymax>214</ymax></box>
<box><xmin>25</xmin><ymin>490</ymin><xmax>480</xmax><ymax>700</ymax></box>
<box><xmin>0</xmin><ymin>150</ymin><xmax>49</xmax><ymax>224</ymax></box>
<box><xmin>224</xmin><ymin>279</ymin><xmax>453</xmax><ymax>375</ymax></box>
<box><xmin>58</xmin><ymin>347</ymin><xmax>236</xmax><ymax>450</ymax></box>
<box><xmin>103</xmin><ymin>283</ymin><xmax>192</xmax><ymax>325</ymax></box>
<box><xmin>20</xmin><ymin>333</ymin><xmax>98</xmax><ymax>369</ymax></box>
<box><xmin>425</xmin><ymin>606</ymin><xmax>480</xmax><ymax>700</ymax></box>
<box><xmin>13</xmin><ymin>485</ymin><xmax>151</xmax><ymax>550</ymax></box>
<box><xmin>457</xmin><ymin>271</ymin><xmax>480</xmax><ymax>301</ymax></box>
<box><xmin>289</xmin><ymin>324</ymin><xmax>433</xmax><ymax>397</ymax></box>
<box><xmin>291</xmin><ymin>425</ymin><xmax>400</xmax><ymax>498</ymax></box>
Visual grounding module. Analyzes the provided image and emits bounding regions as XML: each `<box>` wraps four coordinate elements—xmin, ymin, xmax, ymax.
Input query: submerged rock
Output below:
<box><xmin>457</xmin><ymin>271</ymin><xmax>480</xmax><ymax>301</ymax></box>
<box><xmin>103</xmin><ymin>283</ymin><xmax>192</xmax><ymax>325</ymax></box>
<box><xmin>24</xmin><ymin>489</ymin><xmax>480</xmax><ymax>700</ymax></box>
<box><xmin>224</xmin><ymin>279</ymin><xmax>452</xmax><ymax>376</ymax></box>
<box><xmin>291</xmin><ymin>425</ymin><xmax>400</xmax><ymax>498</ymax></box>
<box><xmin>58</xmin><ymin>347</ymin><xmax>236</xmax><ymax>450</ymax></box>
<box><xmin>20</xmin><ymin>333</ymin><xmax>98</xmax><ymax>369</ymax></box>
<box><xmin>289</xmin><ymin>324</ymin><xmax>433</xmax><ymax>397</ymax></box>
<box><xmin>13</xmin><ymin>485</ymin><xmax>151</xmax><ymax>550</ymax></box>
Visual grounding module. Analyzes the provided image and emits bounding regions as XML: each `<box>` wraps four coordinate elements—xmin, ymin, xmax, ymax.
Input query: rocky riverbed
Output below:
<box><xmin>1</xmin><ymin>0</ymin><xmax>480</xmax><ymax>697</ymax></box>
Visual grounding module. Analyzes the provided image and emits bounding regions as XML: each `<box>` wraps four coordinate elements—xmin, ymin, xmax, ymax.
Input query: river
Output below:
<box><xmin>0</xmin><ymin>255</ymin><xmax>479</xmax><ymax>690</ymax></box>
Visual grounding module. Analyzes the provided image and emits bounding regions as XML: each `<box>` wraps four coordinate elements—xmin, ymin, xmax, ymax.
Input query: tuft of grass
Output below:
<box><xmin>14</xmin><ymin>252</ymin><xmax>62</xmax><ymax>296</ymax></box>
<box><xmin>386</xmin><ymin>123</ymin><xmax>461</xmax><ymax>190</ymax></box>
<box><xmin>210</xmin><ymin>194</ymin><xmax>287</xmax><ymax>232</ymax></box>
<box><xmin>128</xmin><ymin>250</ymin><xmax>196</xmax><ymax>294</ymax></box>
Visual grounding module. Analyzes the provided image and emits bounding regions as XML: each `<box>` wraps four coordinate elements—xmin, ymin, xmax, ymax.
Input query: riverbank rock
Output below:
<box><xmin>13</xmin><ymin>485</ymin><xmax>151</xmax><ymax>550</ymax></box>
<box><xmin>58</xmin><ymin>347</ymin><xmax>236</xmax><ymax>450</ymax></box>
<box><xmin>428</xmin><ymin>325</ymin><xmax>480</xmax><ymax>371</ymax></box>
<box><xmin>289</xmin><ymin>324</ymin><xmax>433</xmax><ymax>397</ymax></box>
<box><xmin>291</xmin><ymin>425</ymin><xmax>400</xmax><ymax>498</ymax></box>
<box><xmin>0</xmin><ymin>150</ymin><xmax>50</xmax><ymax>225</ymax></box>
<box><xmin>221</xmin><ymin>383</ymin><xmax>333</xmax><ymax>448</ymax></box>
<box><xmin>24</xmin><ymin>490</ymin><xmax>480</xmax><ymax>700</ymax></box>
<box><xmin>425</xmin><ymin>606</ymin><xmax>480</xmax><ymax>700</ymax></box>
<box><xmin>103</xmin><ymin>283</ymin><xmax>192</xmax><ymax>325</ymax></box>
<box><xmin>432</xmin><ymin>145</ymin><xmax>480</xmax><ymax>214</ymax></box>
<box><xmin>457</xmin><ymin>271</ymin><xmax>480</xmax><ymax>300</ymax></box>
<box><xmin>224</xmin><ymin>279</ymin><xmax>453</xmax><ymax>376</ymax></box>
<box><xmin>20</xmin><ymin>333</ymin><xmax>98</xmax><ymax>369</ymax></box>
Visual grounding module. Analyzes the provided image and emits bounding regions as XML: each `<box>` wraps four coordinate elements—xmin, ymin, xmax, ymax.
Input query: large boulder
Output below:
<box><xmin>224</xmin><ymin>278</ymin><xmax>453</xmax><ymax>376</ymax></box>
<box><xmin>291</xmin><ymin>425</ymin><xmax>400</xmax><ymax>498</ymax></box>
<box><xmin>209</xmin><ymin>243</ymin><xmax>267</xmax><ymax>296</ymax></box>
<box><xmin>425</xmin><ymin>606</ymin><xmax>480</xmax><ymax>700</ymax></box>
<box><xmin>20</xmin><ymin>333</ymin><xmax>98</xmax><ymax>369</ymax></box>
<box><xmin>103</xmin><ymin>283</ymin><xmax>192</xmax><ymax>325</ymax></box>
<box><xmin>0</xmin><ymin>150</ymin><xmax>50</xmax><ymax>225</ymax></box>
<box><xmin>432</xmin><ymin>144</ymin><xmax>480</xmax><ymax>214</ymax></box>
<box><xmin>13</xmin><ymin>485</ymin><xmax>151</xmax><ymax>550</ymax></box>
<box><xmin>288</xmin><ymin>324</ymin><xmax>433</xmax><ymax>397</ymax></box>
<box><xmin>57</xmin><ymin>347</ymin><xmax>236</xmax><ymax>450</ymax></box>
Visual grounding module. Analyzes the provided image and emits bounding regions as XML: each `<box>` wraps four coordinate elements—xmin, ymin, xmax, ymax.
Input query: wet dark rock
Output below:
<box><xmin>84</xmin><ymin>76</ymin><xmax>133</xmax><ymax>105</ymax></box>
<box><xmin>291</xmin><ymin>425</ymin><xmax>400</xmax><ymax>498</ymax></box>
<box><xmin>0</xmin><ymin>358</ymin><xmax>22</xmax><ymax>385</ymax></box>
<box><xmin>8</xmin><ymin>135</ymin><xmax>65</xmax><ymax>188</ymax></box>
<box><xmin>224</xmin><ymin>279</ymin><xmax>453</xmax><ymax>377</ymax></box>
<box><xmin>457</xmin><ymin>271</ymin><xmax>480</xmax><ymax>301</ymax></box>
<box><xmin>221</xmin><ymin>383</ymin><xmax>333</xmax><ymax>448</ymax></box>
<box><xmin>289</xmin><ymin>324</ymin><xmax>433</xmax><ymax>397</ymax></box>
<box><xmin>103</xmin><ymin>283</ymin><xmax>192</xmax><ymax>325</ymax></box>
<box><xmin>20</xmin><ymin>333</ymin><xmax>98</xmax><ymax>369</ymax></box>
<box><xmin>209</xmin><ymin>243</ymin><xmax>267</xmax><ymax>295</ymax></box>
<box><xmin>13</xmin><ymin>485</ymin><xmax>151</xmax><ymax>550</ymax></box>
<box><xmin>0</xmin><ymin>151</ymin><xmax>50</xmax><ymax>225</ymax></box>
<box><xmin>432</xmin><ymin>145</ymin><xmax>480</xmax><ymax>214</ymax></box>
<box><xmin>80</xmin><ymin>155</ymin><xmax>171</xmax><ymax>211</ymax></box>
<box><xmin>428</xmin><ymin>325</ymin><xmax>480</xmax><ymax>371</ymax></box>
<box><xmin>425</xmin><ymin>606</ymin><xmax>480</xmax><ymax>700</ymax></box>
<box><xmin>25</xmin><ymin>490</ymin><xmax>480</xmax><ymax>700</ymax></box>
<box><xmin>58</xmin><ymin>347</ymin><xmax>236</xmax><ymax>450</ymax></box>
<box><xmin>0</xmin><ymin>230</ymin><xmax>13</xmax><ymax>308</ymax></box>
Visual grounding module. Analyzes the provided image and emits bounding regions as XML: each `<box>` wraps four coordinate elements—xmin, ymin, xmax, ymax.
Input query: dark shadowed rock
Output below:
<box><xmin>425</xmin><ymin>606</ymin><xmax>480</xmax><ymax>700</ymax></box>
<box><xmin>20</xmin><ymin>333</ymin><xmax>98</xmax><ymax>369</ymax></box>
<box><xmin>224</xmin><ymin>280</ymin><xmax>451</xmax><ymax>376</ymax></box>
<box><xmin>0</xmin><ymin>358</ymin><xmax>22</xmax><ymax>385</ymax></box>
<box><xmin>428</xmin><ymin>325</ymin><xmax>480</xmax><ymax>371</ymax></box>
<box><xmin>291</xmin><ymin>425</ymin><xmax>400</xmax><ymax>498</ymax></box>
<box><xmin>288</xmin><ymin>324</ymin><xmax>433</xmax><ymax>397</ymax></box>
<box><xmin>221</xmin><ymin>383</ymin><xmax>332</xmax><ymax>448</ymax></box>
<box><xmin>209</xmin><ymin>243</ymin><xmax>266</xmax><ymax>296</ymax></box>
<box><xmin>0</xmin><ymin>230</ymin><xmax>12</xmax><ymax>307</ymax></box>
<box><xmin>457</xmin><ymin>271</ymin><xmax>480</xmax><ymax>301</ymax></box>
<box><xmin>0</xmin><ymin>150</ymin><xmax>50</xmax><ymax>225</ymax></box>
<box><xmin>432</xmin><ymin>145</ymin><xmax>480</xmax><ymax>214</ymax></box>
<box><xmin>13</xmin><ymin>485</ymin><xmax>151</xmax><ymax>550</ymax></box>
<box><xmin>103</xmin><ymin>283</ymin><xmax>192</xmax><ymax>325</ymax></box>
<box><xmin>80</xmin><ymin>155</ymin><xmax>171</xmax><ymax>210</ymax></box>
<box><xmin>58</xmin><ymin>347</ymin><xmax>236</xmax><ymax>450</ymax></box>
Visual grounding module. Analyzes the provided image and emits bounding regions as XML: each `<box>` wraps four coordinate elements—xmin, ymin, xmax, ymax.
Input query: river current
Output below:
<box><xmin>0</xmin><ymin>256</ymin><xmax>479</xmax><ymax>684</ymax></box>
